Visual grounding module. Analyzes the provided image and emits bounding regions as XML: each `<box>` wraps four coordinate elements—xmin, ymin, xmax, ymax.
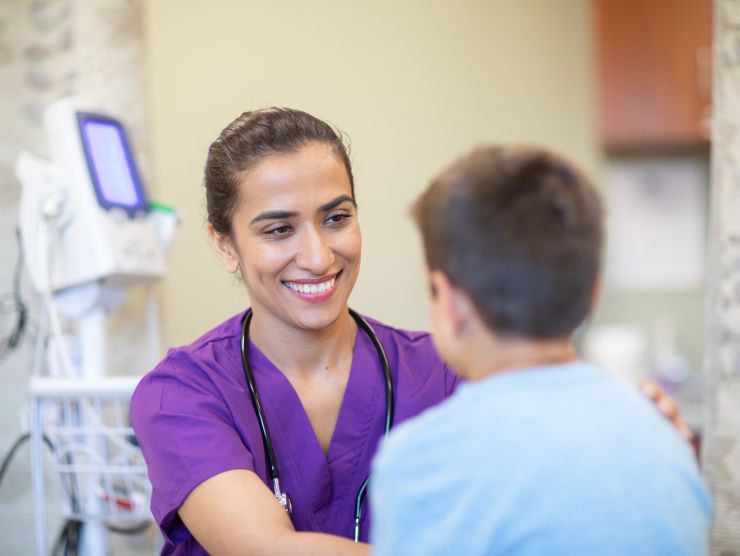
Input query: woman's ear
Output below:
<box><xmin>207</xmin><ymin>224</ymin><xmax>239</xmax><ymax>273</ymax></box>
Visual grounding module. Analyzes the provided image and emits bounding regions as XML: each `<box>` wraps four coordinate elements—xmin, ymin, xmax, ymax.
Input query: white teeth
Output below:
<box><xmin>285</xmin><ymin>276</ymin><xmax>336</xmax><ymax>295</ymax></box>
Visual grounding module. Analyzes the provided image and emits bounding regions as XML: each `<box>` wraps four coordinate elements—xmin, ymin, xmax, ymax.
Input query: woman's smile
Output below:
<box><xmin>283</xmin><ymin>271</ymin><xmax>342</xmax><ymax>303</ymax></box>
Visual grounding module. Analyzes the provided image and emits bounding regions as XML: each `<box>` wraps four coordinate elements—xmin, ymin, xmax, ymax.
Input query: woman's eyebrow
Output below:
<box><xmin>249</xmin><ymin>195</ymin><xmax>353</xmax><ymax>225</ymax></box>
<box><xmin>250</xmin><ymin>209</ymin><xmax>299</xmax><ymax>225</ymax></box>
<box><xmin>319</xmin><ymin>194</ymin><xmax>354</xmax><ymax>212</ymax></box>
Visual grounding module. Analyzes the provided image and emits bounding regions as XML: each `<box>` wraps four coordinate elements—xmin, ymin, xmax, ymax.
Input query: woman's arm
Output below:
<box><xmin>179</xmin><ymin>469</ymin><xmax>369</xmax><ymax>556</ymax></box>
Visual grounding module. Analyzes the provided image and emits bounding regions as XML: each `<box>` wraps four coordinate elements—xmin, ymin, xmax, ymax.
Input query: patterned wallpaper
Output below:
<box><xmin>0</xmin><ymin>0</ymin><xmax>150</xmax><ymax>210</ymax></box>
<box><xmin>0</xmin><ymin>1</ymin><xmax>154</xmax><ymax>553</ymax></box>
<box><xmin>704</xmin><ymin>1</ymin><xmax>740</xmax><ymax>554</ymax></box>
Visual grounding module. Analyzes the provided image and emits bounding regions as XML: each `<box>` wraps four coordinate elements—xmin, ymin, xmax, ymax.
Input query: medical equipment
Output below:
<box><xmin>15</xmin><ymin>98</ymin><xmax>176</xmax><ymax>556</ymax></box>
<box><xmin>17</xmin><ymin>98</ymin><xmax>167</xmax><ymax>293</ymax></box>
<box><xmin>240</xmin><ymin>307</ymin><xmax>394</xmax><ymax>542</ymax></box>
<box><xmin>29</xmin><ymin>376</ymin><xmax>152</xmax><ymax>551</ymax></box>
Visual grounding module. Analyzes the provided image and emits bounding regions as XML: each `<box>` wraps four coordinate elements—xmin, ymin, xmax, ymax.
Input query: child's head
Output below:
<box><xmin>412</xmin><ymin>145</ymin><xmax>604</xmax><ymax>369</ymax></box>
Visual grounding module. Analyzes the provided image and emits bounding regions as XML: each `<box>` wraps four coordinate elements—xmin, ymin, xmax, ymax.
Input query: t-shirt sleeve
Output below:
<box><xmin>130</xmin><ymin>360</ymin><xmax>255</xmax><ymax>545</ymax></box>
<box><xmin>370</xmin><ymin>441</ymin><xmax>411</xmax><ymax>556</ymax></box>
<box><xmin>370</xmin><ymin>421</ymin><xmax>452</xmax><ymax>556</ymax></box>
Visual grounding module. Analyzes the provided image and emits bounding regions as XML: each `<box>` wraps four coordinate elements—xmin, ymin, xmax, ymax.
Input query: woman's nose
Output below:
<box><xmin>296</xmin><ymin>227</ymin><xmax>335</xmax><ymax>273</ymax></box>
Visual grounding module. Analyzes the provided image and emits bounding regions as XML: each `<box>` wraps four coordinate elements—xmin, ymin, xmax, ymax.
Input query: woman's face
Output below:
<box><xmin>211</xmin><ymin>141</ymin><xmax>361</xmax><ymax>333</ymax></box>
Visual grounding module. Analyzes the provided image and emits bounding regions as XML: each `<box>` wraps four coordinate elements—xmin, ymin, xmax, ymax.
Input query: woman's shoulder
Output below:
<box><xmin>359</xmin><ymin>313</ymin><xmax>460</xmax><ymax>420</ymax></box>
<box><xmin>360</xmin><ymin>313</ymin><xmax>457</xmax><ymax>378</ymax></box>
<box><xmin>172</xmin><ymin>310</ymin><xmax>244</xmax><ymax>357</ymax></box>
<box><xmin>361</xmin><ymin>314</ymin><xmax>443</xmax><ymax>364</ymax></box>
<box><xmin>163</xmin><ymin>310</ymin><xmax>243</xmax><ymax>365</ymax></box>
<box><xmin>361</xmin><ymin>314</ymin><xmax>434</xmax><ymax>346</ymax></box>
<box><xmin>132</xmin><ymin>311</ymin><xmax>246</xmax><ymax>407</ymax></box>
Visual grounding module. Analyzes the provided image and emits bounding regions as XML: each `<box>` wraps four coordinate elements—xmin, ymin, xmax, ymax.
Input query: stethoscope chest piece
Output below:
<box><xmin>273</xmin><ymin>478</ymin><xmax>292</xmax><ymax>515</ymax></box>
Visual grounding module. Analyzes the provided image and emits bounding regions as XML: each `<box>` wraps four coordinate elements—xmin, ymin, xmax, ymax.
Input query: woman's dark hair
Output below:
<box><xmin>412</xmin><ymin>145</ymin><xmax>604</xmax><ymax>339</ymax></box>
<box><xmin>204</xmin><ymin>107</ymin><xmax>354</xmax><ymax>237</ymax></box>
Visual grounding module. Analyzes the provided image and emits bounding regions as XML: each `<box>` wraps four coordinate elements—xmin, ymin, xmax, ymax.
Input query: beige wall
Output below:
<box><xmin>141</xmin><ymin>0</ymin><xmax>598</xmax><ymax>347</ymax></box>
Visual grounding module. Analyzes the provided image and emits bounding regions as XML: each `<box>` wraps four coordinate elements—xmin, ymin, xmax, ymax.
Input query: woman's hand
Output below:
<box><xmin>639</xmin><ymin>380</ymin><xmax>694</xmax><ymax>442</ymax></box>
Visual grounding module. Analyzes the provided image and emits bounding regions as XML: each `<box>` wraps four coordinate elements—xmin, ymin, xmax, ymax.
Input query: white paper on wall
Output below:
<box><xmin>604</xmin><ymin>157</ymin><xmax>707</xmax><ymax>291</ymax></box>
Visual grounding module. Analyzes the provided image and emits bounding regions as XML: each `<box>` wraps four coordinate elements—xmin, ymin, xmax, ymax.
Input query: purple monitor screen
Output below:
<box><xmin>78</xmin><ymin>114</ymin><xmax>148</xmax><ymax>214</ymax></box>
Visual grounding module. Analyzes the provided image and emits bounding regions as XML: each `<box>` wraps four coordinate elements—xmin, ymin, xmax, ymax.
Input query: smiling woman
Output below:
<box><xmin>211</xmin><ymin>142</ymin><xmax>362</xmax><ymax>335</ymax></box>
<box><xmin>129</xmin><ymin>108</ymin><xmax>458</xmax><ymax>556</ymax></box>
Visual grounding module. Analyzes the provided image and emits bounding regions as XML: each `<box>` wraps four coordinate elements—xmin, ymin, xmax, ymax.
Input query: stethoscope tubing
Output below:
<box><xmin>348</xmin><ymin>308</ymin><xmax>394</xmax><ymax>541</ymax></box>
<box><xmin>240</xmin><ymin>307</ymin><xmax>394</xmax><ymax>542</ymax></box>
<box><xmin>240</xmin><ymin>310</ymin><xmax>281</xmax><ymax>480</ymax></box>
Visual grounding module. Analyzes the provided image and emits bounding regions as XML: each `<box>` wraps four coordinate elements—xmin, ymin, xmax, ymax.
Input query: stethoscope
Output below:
<box><xmin>240</xmin><ymin>307</ymin><xmax>394</xmax><ymax>542</ymax></box>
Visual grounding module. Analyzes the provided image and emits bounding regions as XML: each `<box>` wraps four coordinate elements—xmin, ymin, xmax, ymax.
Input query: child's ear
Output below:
<box><xmin>429</xmin><ymin>270</ymin><xmax>474</xmax><ymax>340</ymax></box>
<box><xmin>208</xmin><ymin>224</ymin><xmax>240</xmax><ymax>274</ymax></box>
<box><xmin>590</xmin><ymin>277</ymin><xmax>602</xmax><ymax>310</ymax></box>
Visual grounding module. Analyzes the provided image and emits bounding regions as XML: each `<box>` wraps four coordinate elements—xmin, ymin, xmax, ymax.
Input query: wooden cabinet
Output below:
<box><xmin>595</xmin><ymin>0</ymin><xmax>712</xmax><ymax>149</ymax></box>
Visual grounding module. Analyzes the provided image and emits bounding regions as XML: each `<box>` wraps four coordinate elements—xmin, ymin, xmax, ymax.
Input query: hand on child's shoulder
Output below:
<box><xmin>639</xmin><ymin>380</ymin><xmax>694</xmax><ymax>444</ymax></box>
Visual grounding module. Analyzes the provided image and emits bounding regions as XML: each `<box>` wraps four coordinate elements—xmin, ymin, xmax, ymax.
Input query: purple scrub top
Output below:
<box><xmin>130</xmin><ymin>310</ymin><xmax>458</xmax><ymax>555</ymax></box>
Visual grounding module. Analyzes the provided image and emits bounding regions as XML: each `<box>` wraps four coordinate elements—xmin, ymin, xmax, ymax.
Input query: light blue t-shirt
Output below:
<box><xmin>370</xmin><ymin>362</ymin><xmax>712</xmax><ymax>556</ymax></box>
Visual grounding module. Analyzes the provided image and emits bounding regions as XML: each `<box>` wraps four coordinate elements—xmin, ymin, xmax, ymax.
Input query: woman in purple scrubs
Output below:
<box><xmin>131</xmin><ymin>107</ymin><xmax>691</xmax><ymax>555</ymax></box>
<box><xmin>131</xmin><ymin>107</ymin><xmax>457</xmax><ymax>555</ymax></box>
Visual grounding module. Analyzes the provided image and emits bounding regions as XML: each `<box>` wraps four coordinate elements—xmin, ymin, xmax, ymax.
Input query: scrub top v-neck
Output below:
<box><xmin>247</xmin><ymin>319</ymin><xmax>386</xmax><ymax>537</ymax></box>
<box><xmin>131</xmin><ymin>310</ymin><xmax>457</xmax><ymax>555</ymax></box>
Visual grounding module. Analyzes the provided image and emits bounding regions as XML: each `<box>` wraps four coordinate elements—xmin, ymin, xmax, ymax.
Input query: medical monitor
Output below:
<box><xmin>77</xmin><ymin>112</ymin><xmax>149</xmax><ymax>215</ymax></box>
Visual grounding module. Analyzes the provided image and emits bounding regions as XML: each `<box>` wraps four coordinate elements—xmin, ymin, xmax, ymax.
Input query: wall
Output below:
<box><xmin>140</xmin><ymin>0</ymin><xmax>598</xmax><ymax>347</ymax></box>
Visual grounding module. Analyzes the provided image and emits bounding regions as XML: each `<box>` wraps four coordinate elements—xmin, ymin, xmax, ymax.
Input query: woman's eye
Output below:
<box><xmin>325</xmin><ymin>212</ymin><xmax>351</xmax><ymax>225</ymax></box>
<box><xmin>265</xmin><ymin>225</ymin><xmax>292</xmax><ymax>237</ymax></box>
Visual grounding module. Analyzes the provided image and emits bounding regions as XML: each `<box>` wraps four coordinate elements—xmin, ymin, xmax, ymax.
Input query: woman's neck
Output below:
<box><xmin>247</xmin><ymin>307</ymin><xmax>357</xmax><ymax>378</ymax></box>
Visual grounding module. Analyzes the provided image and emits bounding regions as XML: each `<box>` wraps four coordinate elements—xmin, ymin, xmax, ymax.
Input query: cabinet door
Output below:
<box><xmin>596</xmin><ymin>0</ymin><xmax>712</xmax><ymax>149</ymax></box>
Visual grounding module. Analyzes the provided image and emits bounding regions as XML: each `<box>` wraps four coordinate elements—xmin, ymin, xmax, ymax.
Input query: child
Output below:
<box><xmin>370</xmin><ymin>145</ymin><xmax>712</xmax><ymax>555</ymax></box>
